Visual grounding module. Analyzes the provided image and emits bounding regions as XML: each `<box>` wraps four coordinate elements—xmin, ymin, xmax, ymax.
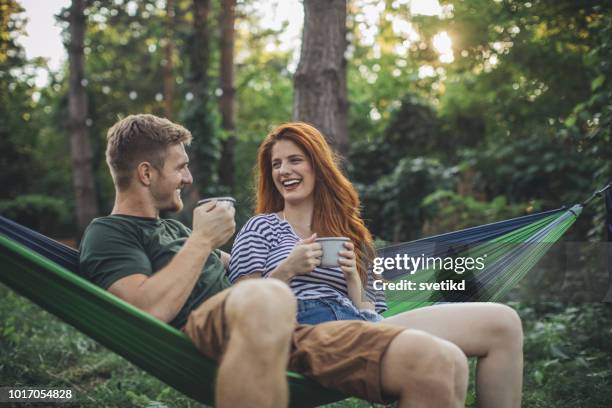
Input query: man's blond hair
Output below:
<box><xmin>106</xmin><ymin>114</ymin><xmax>192</xmax><ymax>190</ymax></box>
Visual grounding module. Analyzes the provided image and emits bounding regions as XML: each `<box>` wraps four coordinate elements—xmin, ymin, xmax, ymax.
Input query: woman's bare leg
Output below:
<box><xmin>384</xmin><ymin>303</ymin><xmax>523</xmax><ymax>408</ymax></box>
<box><xmin>380</xmin><ymin>329</ymin><xmax>469</xmax><ymax>408</ymax></box>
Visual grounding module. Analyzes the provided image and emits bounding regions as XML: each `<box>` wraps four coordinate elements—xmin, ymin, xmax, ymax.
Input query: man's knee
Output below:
<box><xmin>226</xmin><ymin>279</ymin><xmax>296</xmax><ymax>346</ymax></box>
<box><xmin>228</xmin><ymin>278</ymin><xmax>296</xmax><ymax>318</ymax></box>
<box><xmin>382</xmin><ymin>329</ymin><xmax>466</xmax><ymax>404</ymax></box>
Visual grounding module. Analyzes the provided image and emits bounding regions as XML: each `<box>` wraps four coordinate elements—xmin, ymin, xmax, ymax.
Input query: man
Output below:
<box><xmin>79</xmin><ymin>114</ymin><xmax>468</xmax><ymax>408</ymax></box>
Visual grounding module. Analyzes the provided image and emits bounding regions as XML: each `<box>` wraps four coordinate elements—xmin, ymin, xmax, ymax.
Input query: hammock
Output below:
<box><xmin>0</xmin><ymin>217</ymin><xmax>344</xmax><ymax>407</ymax></box>
<box><xmin>379</xmin><ymin>206</ymin><xmax>582</xmax><ymax>315</ymax></box>
<box><xmin>1</xmin><ymin>185</ymin><xmax>609</xmax><ymax>406</ymax></box>
<box><xmin>379</xmin><ymin>183</ymin><xmax>612</xmax><ymax>315</ymax></box>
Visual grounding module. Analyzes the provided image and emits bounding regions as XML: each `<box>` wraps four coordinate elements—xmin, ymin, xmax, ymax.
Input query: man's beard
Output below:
<box><xmin>160</xmin><ymin>201</ymin><xmax>182</xmax><ymax>213</ymax></box>
<box><xmin>161</xmin><ymin>193</ymin><xmax>183</xmax><ymax>212</ymax></box>
<box><xmin>152</xmin><ymin>185</ymin><xmax>183</xmax><ymax>213</ymax></box>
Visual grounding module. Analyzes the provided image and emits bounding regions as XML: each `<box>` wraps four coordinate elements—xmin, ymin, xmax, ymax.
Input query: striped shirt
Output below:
<box><xmin>228</xmin><ymin>213</ymin><xmax>386</xmax><ymax>313</ymax></box>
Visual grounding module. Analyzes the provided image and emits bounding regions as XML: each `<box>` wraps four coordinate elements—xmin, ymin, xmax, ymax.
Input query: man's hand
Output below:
<box><xmin>192</xmin><ymin>200</ymin><xmax>236</xmax><ymax>249</ymax></box>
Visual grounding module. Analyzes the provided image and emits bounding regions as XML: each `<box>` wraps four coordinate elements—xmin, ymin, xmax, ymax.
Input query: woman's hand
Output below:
<box><xmin>339</xmin><ymin>242</ymin><xmax>375</xmax><ymax>311</ymax></box>
<box><xmin>338</xmin><ymin>241</ymin><xmax>359</xmax><ymax>280</ymax></box>
<box><xmin>270</xmin><ymin>234</ymin><xmax>322</xmax><ymax>281</ymax></box>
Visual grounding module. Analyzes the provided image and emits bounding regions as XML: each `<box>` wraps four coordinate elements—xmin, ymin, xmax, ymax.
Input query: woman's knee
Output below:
<box><xmin>487</xmin><ymin>304</ymin><xmax>523</xmax><ymax>348</ymax></box>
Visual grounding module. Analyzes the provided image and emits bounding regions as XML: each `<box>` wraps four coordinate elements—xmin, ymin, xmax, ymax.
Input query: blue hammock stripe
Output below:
<box><xmin>0</xmin><ymin>216</ymin><xmax>78</xmax><ymax>271</ymax></box>
<box><xmin>380</xmin><ymin>206</ymin><xmax>581</xmax><ymax>311</ymax></box>
<box><xmin>378</xmin><ymin>208</ymin><xmax>566</xmax><ymax>280</ymax></box>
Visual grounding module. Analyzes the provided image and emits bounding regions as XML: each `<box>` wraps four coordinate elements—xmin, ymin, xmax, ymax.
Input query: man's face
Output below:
<box><xmin>150</xmin><ymin>143</ymin><xmax>193</xmax><ymax>212</ymax></box>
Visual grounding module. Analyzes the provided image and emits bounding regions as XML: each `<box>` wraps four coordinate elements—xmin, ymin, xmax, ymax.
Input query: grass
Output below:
<box><xmin>1</xmin><ymin>283</ymin><xmax>611</xmax><ymax>407</ymax></box>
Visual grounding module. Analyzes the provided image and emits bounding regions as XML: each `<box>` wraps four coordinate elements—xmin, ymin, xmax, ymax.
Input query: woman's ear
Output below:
<box><xmin>136</xmin><ymin>162</ymin><xmax>154</xmax><ymax>186</ymax></box>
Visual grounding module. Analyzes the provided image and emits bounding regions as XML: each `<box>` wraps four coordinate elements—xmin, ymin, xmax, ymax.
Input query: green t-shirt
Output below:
<box><xmin>78</xmin><ymin>214</ymin><xmax>231</xmax><ymax>329</ymax></box>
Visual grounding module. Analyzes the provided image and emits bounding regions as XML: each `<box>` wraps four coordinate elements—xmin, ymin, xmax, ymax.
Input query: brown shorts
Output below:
<box><xmin>183</xmin><ymin>287</ymin><xmax>404</xmax><ymax>403</ymax></box>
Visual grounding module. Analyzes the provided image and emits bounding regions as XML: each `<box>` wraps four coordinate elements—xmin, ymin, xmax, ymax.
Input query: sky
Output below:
<box><xmin>19</xmin><ymin>0</ymin><xmax>68</xmax><ymax>86</ymax></box>
<box><xmin>17</xmin><ymin>0</ymin><xmax>447</xmax><ymax>87</ymax></box>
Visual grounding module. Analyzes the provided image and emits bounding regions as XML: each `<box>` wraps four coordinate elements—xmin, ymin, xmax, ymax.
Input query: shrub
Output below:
<box><xmin>0</xmin><ymin>194</ymin><xmax>72</xmax><ymax>236</ymax></box>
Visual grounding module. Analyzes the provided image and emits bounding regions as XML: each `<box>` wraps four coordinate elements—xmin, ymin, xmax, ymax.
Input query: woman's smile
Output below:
<box><xmin>281</xmin><ymin>178</ymin><xmax>302</xmax><ymax>191</ymax></box>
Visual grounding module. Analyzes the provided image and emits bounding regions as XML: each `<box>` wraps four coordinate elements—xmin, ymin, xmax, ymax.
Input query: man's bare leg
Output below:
<box><xmin>216</xmin><ymin>279</ymin><xmax>296</xmax><ymax>408</ymax></box>
<box><xmin>381</xmin><ymin>329</ymin><xmax>469</xmax><ymax>408</ymax></box>
<box><xmin>384</xmin><ymin>303</ymin><xmax>523</xmax><ymax>408</ymax></box>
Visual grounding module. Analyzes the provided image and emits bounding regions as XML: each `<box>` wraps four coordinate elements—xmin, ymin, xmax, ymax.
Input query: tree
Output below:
<box><xmin>66</xmin><ymin>0</ymin><xmax>185</xmax><ymax>212</ymax></box>
<box><xmin>67</xmin><ymin>0</ymin><xmax>98</xmax><ymax>238</ymax></box>
<box><xmin>163</xmin><ymin>0</ymin><xmax>176</xmax><ymax>119</ymax></box>
<box><xmin>294</xmin><ymin>0</ymin><xmax>349</xmax><ymax>156</ymax></box>
<box><xmin>428</xmin><ymin>0</ymin><xmax>609</xmax><ymax>206</ymax></box>
<box><xmin>0</xmin><ymin>0</ymin><xmax>38</xmax><ymax>199</ymax></box>
<box><xmin>218</xmin><ymin>0</ymin><xmax>236</xmax><ymax>191</ymax></box>
<box><xmin>180</xmin><ymin>0</ymin><xmax>220</xmax><ymax>203</ymax></box>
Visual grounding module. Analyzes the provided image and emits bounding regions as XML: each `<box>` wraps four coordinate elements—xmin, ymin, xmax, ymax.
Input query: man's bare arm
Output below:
<box><xmin>108</xmin><ymin>202</ymin><xmax>235</xmax><ymax>323</ymax></box>
<box><xmin>108</xmin><ymin>235</ymin><xmax>213</xmax><ymax>322</ymax></box>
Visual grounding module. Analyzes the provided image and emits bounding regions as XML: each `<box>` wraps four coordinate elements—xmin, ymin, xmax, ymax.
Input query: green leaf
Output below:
<box><xmin>591</xmin><ymin>75</ymin><xmax>605</xmax><ymax>91</ymax></box>
<box><xmin>465</xmin><ymin>391</ymin><xmax>476</xmax><ymax>405</ymax></box>
<box><xmin>534</xmin><ymin>370</ymin><xmax>544</xmax><ymax>385</ymax></box>
<box><xmin>550</xmin><ymin>344</ymin><xmax>570</xmax><ymax>360</ymax></box>
<box><xmin>564</xmin><ymin>115</ymin><xmax>576</xmax><ymax>127</ymax></box>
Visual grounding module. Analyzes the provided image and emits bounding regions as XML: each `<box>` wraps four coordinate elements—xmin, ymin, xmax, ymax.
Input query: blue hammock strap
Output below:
<box><xmin>0</xmin><ymin>216</ymin><xmax>78</xmax><ymax>271</ymax></box>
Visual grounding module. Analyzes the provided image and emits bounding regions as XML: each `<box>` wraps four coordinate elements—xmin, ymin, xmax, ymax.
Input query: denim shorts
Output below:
<box><xmin>296</xmin><ymin>297</ymin><xmax>384</xmax><ymax>325</ymax></box>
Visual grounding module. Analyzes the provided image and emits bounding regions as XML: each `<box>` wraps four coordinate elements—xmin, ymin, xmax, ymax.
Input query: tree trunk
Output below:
<box><xmin>293</xmin><ymin>0</ymin><xmax>349</xmax><ymax>156</ymax></box>
<box><xmin>181</xmin><ymin>0</ymin><xmax>219</xmax><ymax>208</ymax></box>
<box><xmin>68</xmin><ymin>0</ymin><xmax>98</xmax><ymax>239</ymax></box>
<box><xmin>190</xmin><ymin>0</ymin><xmax>210</xmax><ymax>93</ymax></box>
<box><xmin>219</xmin><ymin>0</ymin><xmax>236</xmax><ymax>191</ymax></box>
<box><xmin>163</xmin><ymin>0</ymin><xmax>175</xmax><ymax>119</ymax></box>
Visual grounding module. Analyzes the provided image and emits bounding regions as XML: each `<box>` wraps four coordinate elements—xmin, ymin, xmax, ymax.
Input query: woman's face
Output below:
<box><xmin>270</xmin><ymin>139</ymin><xmax>316</xmax><ymax>205</ymax></box>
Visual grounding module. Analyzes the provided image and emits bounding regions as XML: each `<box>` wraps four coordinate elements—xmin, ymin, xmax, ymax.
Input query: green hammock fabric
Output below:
<box><xmin>0</xmin><ymin>235</ymin><xmax>345</xmax><ymax>407</ymax></box>
<box><xmin>0</xmin><ymin>205</ymin><xmax>582</xmax><ymax>407</ymax></box>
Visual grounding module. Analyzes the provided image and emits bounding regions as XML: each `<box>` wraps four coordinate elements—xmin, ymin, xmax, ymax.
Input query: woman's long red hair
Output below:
<box><xmin>255</xmin><ymin>122</ymin><xmax>375</xmax><ymax>284</ymax></box>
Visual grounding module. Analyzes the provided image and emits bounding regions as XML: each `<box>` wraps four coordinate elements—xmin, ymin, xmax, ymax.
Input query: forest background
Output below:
<box><xmin>1</xmin><ymin>0</ymin><xmax>611</xmax><ymax>407</ymax></box>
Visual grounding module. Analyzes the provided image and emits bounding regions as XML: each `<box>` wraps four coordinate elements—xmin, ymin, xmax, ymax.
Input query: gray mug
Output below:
<box><xmin>197</xmin><ymin>197</ymin><xmax>236</xmax><ymax>209</ymax></box>
<box><xmin>315</xmin><ymin>237</ymin><xmax>350</xmax><ymax>268</ymax></box>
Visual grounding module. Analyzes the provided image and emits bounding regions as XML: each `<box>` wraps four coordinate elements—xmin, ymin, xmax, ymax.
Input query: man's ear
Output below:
<box><xmin>136</xmin><ymin>162</ymin><xmax>155</xmax><ymax>186</ymax></box>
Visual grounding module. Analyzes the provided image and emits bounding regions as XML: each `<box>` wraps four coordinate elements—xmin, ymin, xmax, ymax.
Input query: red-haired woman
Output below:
<box><xmin>228</xmin><ymin>122</ymin><xmax>523</xmax><ymax>407</ymax></box>
<box><xmin>228</xmin><ymin>121</ymin><xmax>383</xmax><ymax>324</ymax></box>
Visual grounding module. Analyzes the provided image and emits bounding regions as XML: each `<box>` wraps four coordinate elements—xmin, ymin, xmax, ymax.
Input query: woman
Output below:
<box><xmin>229</xmin><ymin>122</ymin><xmax>522</xmax><ymax>408</ymax></box>
<box><xmin>229</xmin><ymin>122</ymin><xmax>381</xmax><ymax>324</ymax></box>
